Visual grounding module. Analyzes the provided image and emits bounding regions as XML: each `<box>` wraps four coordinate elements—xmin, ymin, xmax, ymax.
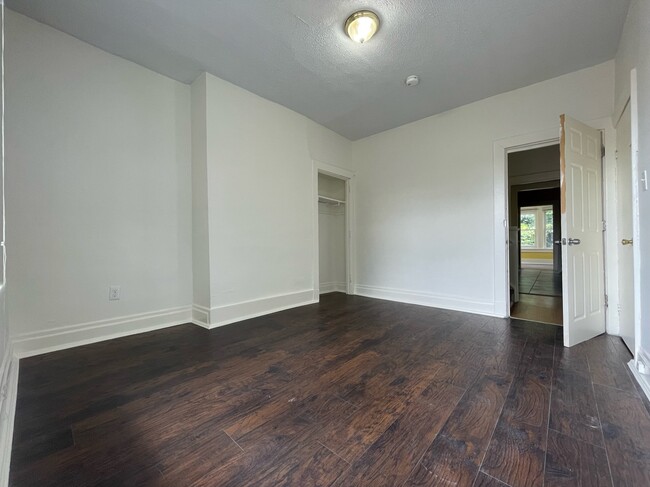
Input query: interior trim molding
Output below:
<box><xmin>628</xmin><ymin>350</ymin><xmax>650</xmax><ymax>402</ymax></box>
<box><xmin>12</xmin><ymin>306</ymin><xmax>192</xmax><ymax>358</ymax></box>
<box><xmin>312</xmin><ymin>160</ymin><xmax>356</xmax><ymax>306</ymax></box>
<box><xmin>195</xmin><ymin>290</ymin><xmax>317</xmax><ymax>329</ymax></box>
<box><xmin>191</xmin><ymin>304</ymin><xmax>211</xmax><ymax>329</ymax></box>
<box><xmin>0</xmin><ymin>345</ymin><xmax>18</xmax><ymax>487</ymax></box>
<box><xmin>319</xmin><ymin>282</ymin><xmax>347</xmax><ymax>294</ymax></box>
<box><xmin>493</xmin><ymin>127</ymin><xmax>561</xmax><ymax>319</ymax></box>
<box><xmin>355</xmin><ymin>284</ymin><xmax>498</xmax><ymax>317</ymax></box>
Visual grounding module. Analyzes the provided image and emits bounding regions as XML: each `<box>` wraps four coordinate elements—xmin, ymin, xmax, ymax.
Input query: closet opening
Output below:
<box><xmin>317</xmin><ymin>172</ymin><xmax>348</xmax><ymax>295</ymax></box>
<box><xmin>313</xmin><ymin>162</ymin><xmax>355</xmax><ymax>298</ymax></box>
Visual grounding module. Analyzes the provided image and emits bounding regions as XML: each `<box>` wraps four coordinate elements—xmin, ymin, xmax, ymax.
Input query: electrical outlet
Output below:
<box><xmin>109</xmin><ymin>285</ymin><xmax>121</xmax><ymax>301</ymax></box>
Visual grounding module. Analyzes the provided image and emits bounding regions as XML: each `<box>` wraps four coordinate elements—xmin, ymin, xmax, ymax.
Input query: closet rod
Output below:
<box><xmin>318</xmin><ymin>195</ymin><xmax>346</xmax><ymax>206</ymax></box>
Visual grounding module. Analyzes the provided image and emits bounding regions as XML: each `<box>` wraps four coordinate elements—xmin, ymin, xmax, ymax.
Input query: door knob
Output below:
<box><xmin>554</xmin><ymin>239</ymin><xmax>566</xmax><ymax>245</ymax></box>
<box><xmin>622</xmin><ymin>238</ymin><xmax>633</xmax><ymax>246</ymax></box>
<box><xmin>568</xmin><ymin>238</ymin><xmax>581</xmax><ymax>246</ymax></box>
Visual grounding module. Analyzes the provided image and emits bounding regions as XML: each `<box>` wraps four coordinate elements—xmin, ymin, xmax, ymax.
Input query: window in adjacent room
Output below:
<box><xmin>520</xmin><ymin>205</ymin><xmax>553</xmax><ymax>249</ymax></box>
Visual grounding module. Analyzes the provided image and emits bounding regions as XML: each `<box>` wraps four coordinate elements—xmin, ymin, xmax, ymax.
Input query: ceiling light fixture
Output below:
<box><xmin>345</xmin><ymin>10</ymin><xmax>380</xmax><ymax>43</ymax></box>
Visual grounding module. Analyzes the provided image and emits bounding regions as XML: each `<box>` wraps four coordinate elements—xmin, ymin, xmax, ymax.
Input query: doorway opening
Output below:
<box><xmin>495</xmin><ymin>116</ymin><xmax>609</xmax><ymax>347</ymax></box>
<box><xmin>508</xmin><ymin>145</ymin><xmax>563</xmax><ymax>326</ymax></box>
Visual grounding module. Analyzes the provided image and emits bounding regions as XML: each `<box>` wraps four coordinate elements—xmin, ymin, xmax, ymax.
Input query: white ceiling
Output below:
<box><xmin>8</xmin><ymin>0</ymin><xmax>630</xmax><ymax>140</ymax></box>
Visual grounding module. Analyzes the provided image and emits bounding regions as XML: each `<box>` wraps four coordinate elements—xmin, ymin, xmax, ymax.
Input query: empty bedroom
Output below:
<box><xmin>1</xmin><ymin>1</ymin><xmax>650</xmax><ymax>486</ymax></box>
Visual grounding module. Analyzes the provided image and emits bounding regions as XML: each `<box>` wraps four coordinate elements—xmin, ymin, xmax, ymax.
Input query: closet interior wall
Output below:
<box><xmin>318</xmin><ymin>173</ymin><xmax>346</xmax><ymax>294</ymax></box>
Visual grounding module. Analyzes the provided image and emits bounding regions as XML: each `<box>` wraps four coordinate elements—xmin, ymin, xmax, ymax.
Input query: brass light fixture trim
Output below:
<box><xmin>344</xmin><ymin>10</ymin><xmax>380</xmax><ymax>43</ymax></box>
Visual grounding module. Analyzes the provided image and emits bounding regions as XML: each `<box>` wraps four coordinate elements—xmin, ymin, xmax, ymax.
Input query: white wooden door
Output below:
<box><xmin>616</xmin><ymin>103</ymin><xmax>635</xmax><ymax>352</ymax></box>
<box><xmin>560</xmin><ymin>115</ymin><xmax>606</xmax><ymax>347</ymax></box>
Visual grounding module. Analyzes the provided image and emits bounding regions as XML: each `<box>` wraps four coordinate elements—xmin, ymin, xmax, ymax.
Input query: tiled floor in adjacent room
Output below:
<box><xmin>519</xmin><ymin>269</ymin><xmax>562</xmax><ymax>297</ymax></box>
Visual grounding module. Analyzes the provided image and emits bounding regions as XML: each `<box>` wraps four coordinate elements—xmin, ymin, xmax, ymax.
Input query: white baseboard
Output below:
<box><xmin>12</xmin><ymin>306</ymin><xmax>192</xmax><ymax>358</ymax></box>
<box><xmin>629</xmin><ymin>347</ymin><xmax>650</xmax><ymax>402</ymax></box>
<box><xmin>628</xmin><ymin>359</ymin><xmax>650</xmax><ymax>402</ymax></box>
<box><xmin>319</xmin><ymin>282</ymin><xmax>347</xmax><ymax>294</ymax></box>
<box><xmin>191</xmin><ymin>304</ymin><xmax>211</xmax><ymax>329</ymax></box>
<box><xmin>0</xmin><ymin>345</ymin><xmax>18</xmax><ymax>487</ymax></box>
<box><xmin>355</xmin><ymin>285</ymin><xmax>498</xmax><ymax>317</ymax></box>
<box><xmin>193</xmin><ymin>290</ymin><xmax>317</xmax><ymax>329</ymax></box>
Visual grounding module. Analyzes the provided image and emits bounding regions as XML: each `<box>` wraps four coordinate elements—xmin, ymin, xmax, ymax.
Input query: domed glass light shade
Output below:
<box><xmin>345</xmin><ymin>11</ymin><xmax>380</xmax><ymax>43</ymax></box>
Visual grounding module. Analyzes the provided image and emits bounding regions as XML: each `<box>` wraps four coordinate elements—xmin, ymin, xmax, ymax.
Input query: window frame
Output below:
<box><xmin>519</xmin><ymin>205</ymin><xmax>554</xmax><ymax>250</ymax></box>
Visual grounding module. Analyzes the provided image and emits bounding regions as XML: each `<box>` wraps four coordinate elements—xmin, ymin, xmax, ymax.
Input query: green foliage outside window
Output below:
<box><xmin>520</xmin><ymin>207</ymin><xmax>554</xmax><ymax>249</ymax></box>
<box><xmin>520</xmin><ymin>212</ymin><xmax>536</xmax><ymax>247</ymax></box>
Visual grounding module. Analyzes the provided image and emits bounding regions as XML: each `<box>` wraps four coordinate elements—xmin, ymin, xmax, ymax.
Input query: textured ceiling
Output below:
<box><xmin>8</xmin><ymin>0</ymin><xmax>630</xmax><ymax>140</ymax></box>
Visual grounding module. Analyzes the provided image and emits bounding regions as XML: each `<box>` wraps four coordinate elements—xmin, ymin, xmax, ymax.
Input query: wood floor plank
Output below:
<box><xmin>549</xmin><ymin>367</ymin><xmax>602</xmax><ymax>446</ymax></box>
<box><xmin>480</xmin><ymin>337</ymin><xmax>555</xmax><ymax>487</ymax></box>
<box><xmin>253</xmin><ymin>443</ymin><xmax>348</xmax><ymax>487</ymax></box>
<box><xmin>188</xmin><ymin>397</ymin><xmax>354</xmax><ymax>486</ymax></box>
<box><xmin>17</xmin><ymin>347</ymin><xmax>293</xmax><ymax>448</ymax></box>
<box><xmin>480</xmin><ymin>375</ymin><xmax>549</xmax><ymax>487</ymax></box>
<box><xmin>318</xmin><ymin>390</ymin><xmax>413</xmax><ymax>463</ymax></box>
<box><xmin>553</xmin><ymin>336</ymin><xmax>590</xmax><ymax>373</ymax></box>
<box><xmin>583</xmin><ymin>336</ymin><xmax>635</xmax><ymax>393</ymax></box>
<box><xmin>10</xmin><ymin>294</ymin><xmax>650</xmax><ymax>487</ymax></box>
<box><xmin>594</xmin><ymin>384</ymin><xmax>650</xmax><ymax>486</ymax></box>
<box><xmin>188</xmin><ymin>440</ymin><xmax>347</xmax><ymax>487</ymax></box>
<box><xmin>10</xmin><ymin>415</ymin><xmax>244</xmax><ymax>487</ymax></box>
<box><xmin>334</xmin><ymin>380</ymin><xmax>465</xmax><ymax>486</ymax></box>
<box><xmin>9</xmin><ymin>426</ymin><xmax>74</xmax><ymax>466</ymax></box>
<box><xmin>544</xmin><ymin>430</ymin><xmax>611</xmax><ymax>487</ymax></box>
<box><xmin>403</xmin><ymin>371</ymin><xmax>513</xmax><ymax>487</ymax></box>
<box><xmin>473</xmin><ymin>471</ymin><xmax>510</xmax><ymax>486</ymax></box>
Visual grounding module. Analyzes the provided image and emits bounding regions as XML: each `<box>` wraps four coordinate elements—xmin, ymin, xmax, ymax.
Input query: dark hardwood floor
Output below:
<box><xmin>10</xmin><ymin>293</ymin><xmax>650</xmax><ymax>486</ymax></box>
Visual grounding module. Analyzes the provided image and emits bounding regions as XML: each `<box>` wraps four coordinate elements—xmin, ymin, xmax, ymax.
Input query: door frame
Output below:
<box><xmin>613</xmin><ymin>68</ymin><xmax>642</xmax><ymax>361</ymax></box>
<box><xmin>493</xmin><ymin>118</ymin><xmax>616</xmax><ymax>326</ymax></box>
<box><xmin>493</xmin><ymin>129</ymin><xmax>559</xmax><ymax>318</ymax></box>
<box><xmin>312</xmin><ymin>160</ymin><xmax>356</xmax><ymax>300</ymax></box>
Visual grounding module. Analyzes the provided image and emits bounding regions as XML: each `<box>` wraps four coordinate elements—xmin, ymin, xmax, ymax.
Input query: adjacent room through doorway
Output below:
<box><xmin>507</xmin><ymin>145</ymin><xmax>563</xmax><ymax>325</ymax></box>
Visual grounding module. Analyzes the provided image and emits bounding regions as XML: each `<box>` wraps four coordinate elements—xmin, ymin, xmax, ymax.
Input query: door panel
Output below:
<box><xmin>560</xmin><ymin>115</ymin><xmax>606</xmax><ymax>347</ymax></box>
<box><xmin>617</xmin><ymin>103</ymin><xmax>635</xmax><ymax>352</ymax></box>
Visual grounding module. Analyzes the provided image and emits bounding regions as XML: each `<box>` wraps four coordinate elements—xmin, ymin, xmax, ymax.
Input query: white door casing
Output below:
<box><xmin>616</xmin><ymin>102</ymin><xmax>635</xmax><ymax>353</ymax></box>
<box><xmin>560</xmin><ymin>115</ymin><xmax>606</xmax><ymax>347</ymax></box>
<box><xmin>312</xmin><ymin>160</ymin><xmax>356</xmax><ymax>299</ymax></box>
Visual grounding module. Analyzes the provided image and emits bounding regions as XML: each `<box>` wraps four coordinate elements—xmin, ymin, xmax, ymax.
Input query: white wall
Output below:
<box><xmin>5</xmin><ymin>11</ymin><xmax>193</xmax><ymax>356</ymax></box>
<box><xmin>615</xmin><ymin>0</ymin><xmax>650</xmax><ymax>364</ymax></box>
<box><xmin>0</xmin><ymin>1</ymin><xmax>7</xmax><ymax>376</ymax></box>
<box><xmin>351</xmin><ymin>62</ymin><xmax>614</xmax><ymax>316</ymax></box>
<box><xmin>191</xmin><ymin>73</ymin><xmax>352</xmax><ymax>327</ymax></box>
<box><xmin>190</xmin><ymin>74</ymin><xmax>211</xmax><ymax>318</ymax></box>
<box><xmin>0</xmin><ymin>6</ymin><xmax>18</xmax><ymax>484</ymax></box>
